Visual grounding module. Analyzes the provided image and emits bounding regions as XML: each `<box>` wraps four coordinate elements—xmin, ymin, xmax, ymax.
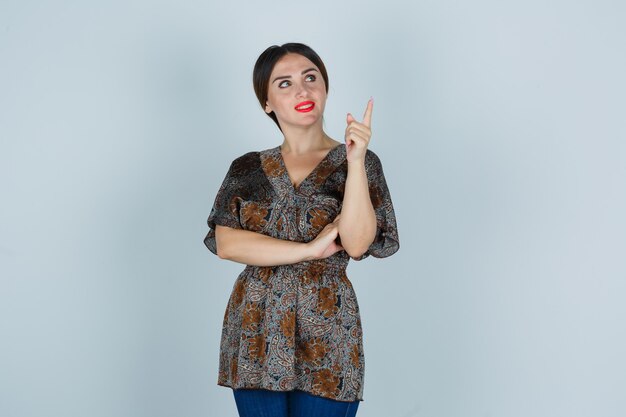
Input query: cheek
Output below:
<box><xmin>315</xmin><ymin>94</ymin><xmax>327</xmax><ymax>110</ymax></box>
<box><xmin>267</xmin><ymin>95</ymin><xmax>288</xmax><ymax>113</ymax></box>
<box><xmin>313</xmin><ymin>87</ymin><xmax>327</xmax><ymax>103</ymax></box>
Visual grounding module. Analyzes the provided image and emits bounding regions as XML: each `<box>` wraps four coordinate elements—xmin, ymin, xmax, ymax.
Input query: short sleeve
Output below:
<box><xmin>352</xmin><ymin>150</ymin><xmax>400</xmax><ymax>261</ymax></box>
<box><xmin>203</xmin><ymin>159</ymin><xmax>246</xmax><ymax>256</ymax></box>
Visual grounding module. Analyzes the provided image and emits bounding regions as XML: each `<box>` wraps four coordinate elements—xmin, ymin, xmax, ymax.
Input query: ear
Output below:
<box><xmin>265</xmin><ymin>101</ymin><xmax>272</xmax><ymax>114</ymax></box>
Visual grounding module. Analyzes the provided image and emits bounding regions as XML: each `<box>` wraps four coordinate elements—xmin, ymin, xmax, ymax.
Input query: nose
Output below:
<box><xmin>295</xmin><ymin>81</ymin><xmax>309</xmax><ymax>98</ymax></box>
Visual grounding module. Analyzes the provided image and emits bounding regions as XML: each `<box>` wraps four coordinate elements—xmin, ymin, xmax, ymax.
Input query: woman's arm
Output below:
<box><xmin>215</xmin><ymin>219</ymin><xmax>343</xmax><ymax>266</ymax></box>
<box><xmin>337</xmin><ymin>161</ymin><xmax>377</xmax><ymax>258</ymax></box>
<box><xmin>337</xmin><ymin>98</ymin><xmax>377</xmax><ymax>258</ymax></box>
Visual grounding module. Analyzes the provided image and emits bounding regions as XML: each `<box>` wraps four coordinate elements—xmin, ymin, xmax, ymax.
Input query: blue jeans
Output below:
<box><xmin>233</xmin><ymin>388</ymin><xmax>360</xmax><ymax>417</ymax></box>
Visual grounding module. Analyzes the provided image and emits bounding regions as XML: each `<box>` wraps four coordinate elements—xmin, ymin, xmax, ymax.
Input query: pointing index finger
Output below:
<box><xmin>363</xmin><ymin>97</ymin><xmax>373</xmax><ymax>128</ymax></box>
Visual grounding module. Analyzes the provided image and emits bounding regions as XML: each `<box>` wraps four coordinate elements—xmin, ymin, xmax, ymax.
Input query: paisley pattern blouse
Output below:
<box><xmin>203</xmin><ymin>144</ymin><xmax>399</xmax><ymax>402</ymax></box>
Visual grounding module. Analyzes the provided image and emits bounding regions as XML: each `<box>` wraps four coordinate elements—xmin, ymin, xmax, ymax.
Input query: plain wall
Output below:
<box><xmin>1</xmin><ymin>1</ymin><xmax>625</xmax><ymax>416</ymax></box>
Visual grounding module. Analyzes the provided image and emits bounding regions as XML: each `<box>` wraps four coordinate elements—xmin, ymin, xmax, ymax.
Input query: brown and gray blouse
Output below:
<box><xmin>204</xmin><ymin>144</ymin><xmax>399</xmax><ymax>402</ymax></box>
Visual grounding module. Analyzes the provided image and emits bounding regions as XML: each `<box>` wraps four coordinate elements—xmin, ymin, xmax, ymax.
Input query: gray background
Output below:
<box><xmin>2</xmin><ymin>1</ymin><xmax>625</xmax><ymax>416</ymax></box>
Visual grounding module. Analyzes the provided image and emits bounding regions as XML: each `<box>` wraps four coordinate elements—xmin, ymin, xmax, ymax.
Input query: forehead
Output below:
<box><xmin>270</xmin><ymin>53</ymin><xmax>318</xmax><ymax>75</ymax></box>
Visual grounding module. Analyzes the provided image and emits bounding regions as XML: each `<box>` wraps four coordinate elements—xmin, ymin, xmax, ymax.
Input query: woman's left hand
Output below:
<box><xmin>345</xmin><ymin>97</ymin><xmax>373</xmax><ymax>163</ymax></box>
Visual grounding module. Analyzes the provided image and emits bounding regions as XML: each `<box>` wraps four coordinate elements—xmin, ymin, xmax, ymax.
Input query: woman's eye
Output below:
<box><xmin>278</xmin><ymin>75</ymin><xmax>315</xmax><ymax>88</ymax></box>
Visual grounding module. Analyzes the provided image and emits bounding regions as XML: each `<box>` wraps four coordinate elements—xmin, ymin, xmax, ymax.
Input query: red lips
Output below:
<box><xmin>295</xmin><ymin>101</ymin><xmax>315</xmax><ymax>112</ymax></box>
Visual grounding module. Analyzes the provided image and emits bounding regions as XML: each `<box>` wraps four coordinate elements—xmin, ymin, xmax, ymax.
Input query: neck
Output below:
<box><xmin>279</xmin><ymin>119</ymin><xmax>336</xmax><ymax>155</ymax></box>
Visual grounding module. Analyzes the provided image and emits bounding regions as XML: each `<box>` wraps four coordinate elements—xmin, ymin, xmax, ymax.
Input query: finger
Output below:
<box><xmin>347</xmin><ymin>122</ymin><xmax>371</xmax><ymax>136</ymax></box>
<box><xmin>346</xmin><ymin>113</ymin><xmax>355</xmax><ymax>125</ymax></box>
<box><xmin>322</xmin><ymin>226</ymin><xmax>338</xmax><ymax>241</ymax></box>
<box><xmin>347</xmin><ymin>129</ymin><xmax>369</xmax><ymax>144</ymax></box>
<box><xmin>362</xmin><ymin>97</ymin><xmax>373</xmax><ymax>128</ymax></box>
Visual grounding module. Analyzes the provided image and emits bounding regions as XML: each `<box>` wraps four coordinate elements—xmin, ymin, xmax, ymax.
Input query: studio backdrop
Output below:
<box><xmin>1</xmin><ymin>1</ymin><xmax>625</xmax><ymax>416</ymax></box>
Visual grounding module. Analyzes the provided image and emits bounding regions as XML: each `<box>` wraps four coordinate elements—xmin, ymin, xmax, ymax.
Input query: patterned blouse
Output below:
<box><xmin>203</xmin><ymin>144</ymin><xmax>399</xmax><ymax>402</ymax></box>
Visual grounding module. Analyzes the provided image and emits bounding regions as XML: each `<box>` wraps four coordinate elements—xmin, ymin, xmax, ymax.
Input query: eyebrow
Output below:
<box><xmin>272</xmin><ymin>67</ymin><xmax>318</xmax><ymax>84</ymax></box>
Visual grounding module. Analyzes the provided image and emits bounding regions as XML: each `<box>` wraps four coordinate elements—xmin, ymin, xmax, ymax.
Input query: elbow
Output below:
<box><xmin>215</xmin><ymin>238</ymin><xmax>233</xmax><ymax>260</ymax></box>
<box><xmin>343</xmin><ymin>243</ymin><xmax>369</xmax><ymax>259</ymax></box>
<box><xmin>216</xmin><ymin>246</ymin><xmax>227</xmax><ymax>259</ymax></box>
<box><xmin>346</xmin><ymin>249</ymin><xmax>367</xmax><ymax>259</ymax></box>
<box><xmin>216</xmin><ymin>243</ymin><xmax>232</xmax><ymax>260</ymax></box>
<box><xmin>339</xmin><ymin>229</ymin><xmax>375</xmax><ymax>259</ymax></box>
<box><xmin>214</xmin><ymin>225</ymin><xmax>233</xmax><ymax>260</ymax></box>
<box><xmin>337</xmin><ymin>219</ymin><xmax>376</xmax><ymax>259</ymax></box>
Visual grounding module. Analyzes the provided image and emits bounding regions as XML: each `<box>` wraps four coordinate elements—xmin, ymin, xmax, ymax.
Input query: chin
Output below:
<box><xmin>291</xmin><ymin>116</ymin><xmax>322</xmax><ymax>126</ymax></box>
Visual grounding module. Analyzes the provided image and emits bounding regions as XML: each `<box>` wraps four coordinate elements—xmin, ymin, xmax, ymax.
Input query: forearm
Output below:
<box><xmin>215</xmin><ymin>225</ymin><xmax>313</xmax><ymax>266</ymax></box>
<box><xmin>338</xmin><ymin>161</ymin><xmax>377</xmax><ymax>257</ymax></box>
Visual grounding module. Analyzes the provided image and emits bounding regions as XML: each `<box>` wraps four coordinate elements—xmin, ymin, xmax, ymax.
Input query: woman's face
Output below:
<box><xmin>265</xmin><ymin>53</ymin><xmax>327</xmax><ymax>129</ymax></box>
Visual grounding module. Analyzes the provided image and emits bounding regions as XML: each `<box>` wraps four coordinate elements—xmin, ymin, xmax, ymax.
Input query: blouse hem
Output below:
<box><xmin>217</xmin><ymin>382</ymin><xmax>364</xmax><ymax>403</ymax></box>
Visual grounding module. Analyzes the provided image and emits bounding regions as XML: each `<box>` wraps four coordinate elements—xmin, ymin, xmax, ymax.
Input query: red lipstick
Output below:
<box><xmin>295</xmin><ymin>101</ymin><xmax>315</xmax><ymax>112</ymax></box>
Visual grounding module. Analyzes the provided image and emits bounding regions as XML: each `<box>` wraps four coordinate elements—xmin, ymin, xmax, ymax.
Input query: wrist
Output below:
<box><xmin>347</xmin><ymin>158</ymin><xmax>366</xmax><ymax>168</ymax></box>
<box><xmin>346</xmin><ymin>160</ymin><xmax>367</xmax><ymax>176</ymax></box>
<box><xmin>301</xmin><ymin>241</ymin><xmax>317</xmax><ymax>261</ymax></box>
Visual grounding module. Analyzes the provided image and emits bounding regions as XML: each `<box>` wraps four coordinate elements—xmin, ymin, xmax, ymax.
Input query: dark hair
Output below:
<box><xmin>253</xmin><ymin>43</ymin><xmax>329</xmax><ymax>132</ymax></box>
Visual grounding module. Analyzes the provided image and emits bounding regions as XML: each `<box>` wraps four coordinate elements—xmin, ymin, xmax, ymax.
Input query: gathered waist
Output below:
<box><xmin>290</xmin><ymin>259</ymin><xmax>347</xmax><ymax>270</ymax></box>
<box><xmin>244</xmin><ymin>259</ymin><xmax>348</xmax><ymax>274</ymax></box>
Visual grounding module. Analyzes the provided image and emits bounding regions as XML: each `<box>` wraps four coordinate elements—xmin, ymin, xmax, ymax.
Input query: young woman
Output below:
<box><xmin>204</xmin><ymin>42</ymin><xmax>399</xmax><ymax>417</ymax></box>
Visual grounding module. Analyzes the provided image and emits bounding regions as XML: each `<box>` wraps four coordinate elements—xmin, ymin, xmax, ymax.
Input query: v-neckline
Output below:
<box><xmin>275</xmin><ymin>144</ymin><xmax>343</xmax><ymax>193</ymax></box>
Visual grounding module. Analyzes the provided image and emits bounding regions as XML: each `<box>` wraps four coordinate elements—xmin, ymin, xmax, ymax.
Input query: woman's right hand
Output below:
<box><xmin>307</xmin><ymin>216</ymin><xmax>344</xmax><ymax>260</ymax></box>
